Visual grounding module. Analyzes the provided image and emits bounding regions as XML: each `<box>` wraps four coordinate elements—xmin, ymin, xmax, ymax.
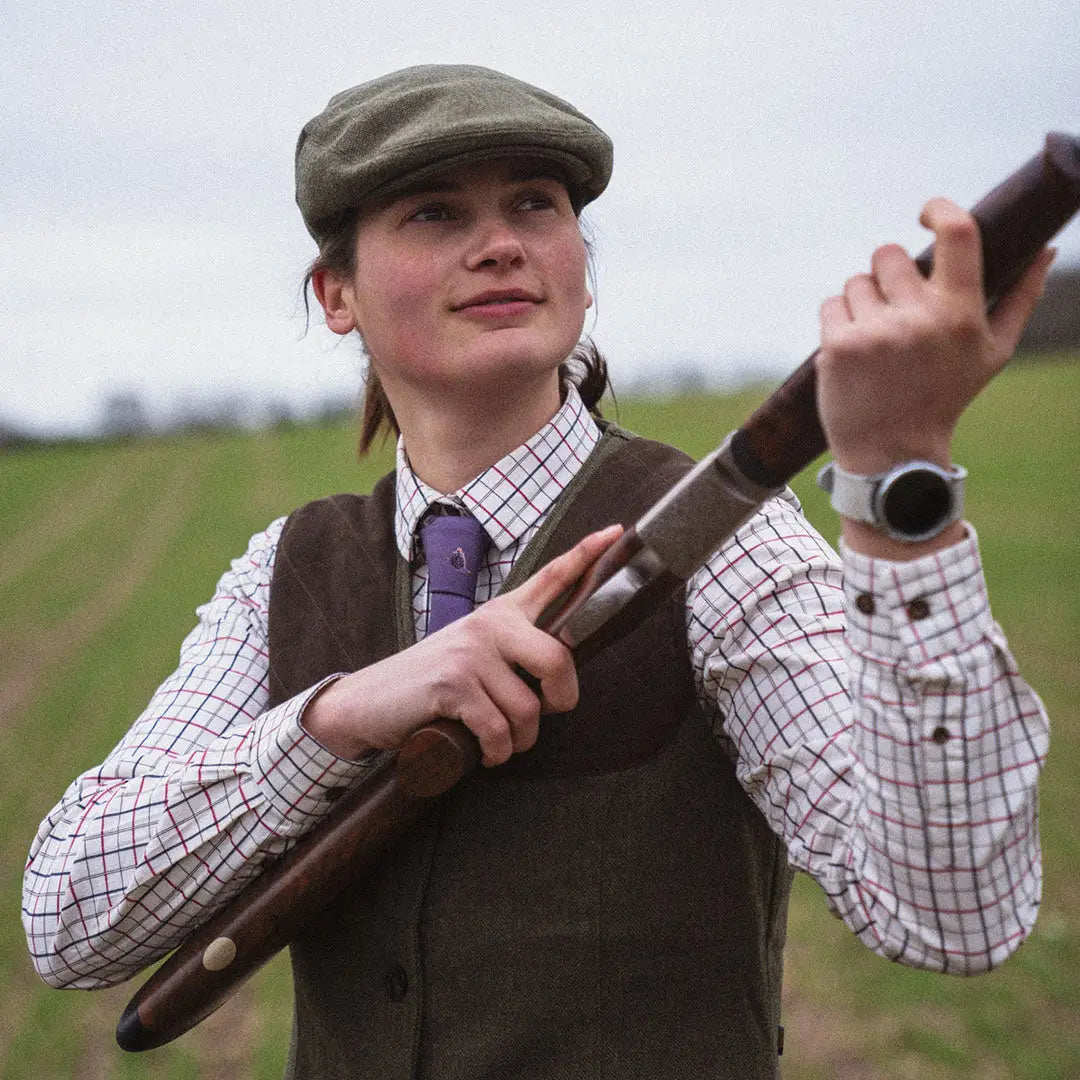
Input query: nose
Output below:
<box><xmin>465</xmin><ymin>215</ymin><xmax>527</xmax><ymax>270</ymax></box>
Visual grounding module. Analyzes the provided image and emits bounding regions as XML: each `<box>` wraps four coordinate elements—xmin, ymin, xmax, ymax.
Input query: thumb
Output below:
<box><xmin>509</xmin><ymin>524</ymin><xmax>624</xmax><ymax>624</ymax></box>
<box><xmin>988</xmin><ymin>246</ymin><xmax>1056</xmax><ymax>360</ymax></box>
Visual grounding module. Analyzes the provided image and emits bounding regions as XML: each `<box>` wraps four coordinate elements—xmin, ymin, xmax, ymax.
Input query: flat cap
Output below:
<box><xmin>296</xmin><ymin>64</ymin><xmax>613</xmax><ymax>243</ymax></box>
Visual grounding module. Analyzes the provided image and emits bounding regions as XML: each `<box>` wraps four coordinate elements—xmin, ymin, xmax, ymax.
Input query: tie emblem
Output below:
<box><xmin>420</xmin><ymin>510</ymin><xmax>490</xmax><ymax>635</ymax></box>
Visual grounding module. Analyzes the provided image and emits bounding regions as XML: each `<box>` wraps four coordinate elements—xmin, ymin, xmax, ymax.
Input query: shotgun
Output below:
<box><xmin>117</xmin><ymin>132</ymin><xmax>1080</xmax><ymax>1052</ymax></box>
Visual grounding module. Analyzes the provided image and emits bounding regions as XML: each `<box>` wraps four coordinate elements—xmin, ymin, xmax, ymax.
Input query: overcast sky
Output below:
<box><xmin>4</xmin><ymin>0</ymin><xmax>1078</xmax><ymax>435</ymax></box>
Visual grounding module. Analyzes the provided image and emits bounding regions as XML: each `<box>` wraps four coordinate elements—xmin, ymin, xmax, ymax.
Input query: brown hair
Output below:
<box><xmin>302</xmin><ymin>209</ymin><xmax>612</xmax><ymax>456</ymax></box>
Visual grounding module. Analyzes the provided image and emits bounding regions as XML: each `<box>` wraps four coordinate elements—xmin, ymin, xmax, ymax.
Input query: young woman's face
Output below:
<box><xmin>326</xmin><ymin>158</ymin><xmax>591</xmax><ymax>407</ymax></box>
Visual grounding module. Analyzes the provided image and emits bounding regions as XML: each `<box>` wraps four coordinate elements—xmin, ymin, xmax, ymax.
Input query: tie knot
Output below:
<box><xmin>420</xmin><ymin>509</ymin><xmax>490</xmax><ymax>635</ymax></box>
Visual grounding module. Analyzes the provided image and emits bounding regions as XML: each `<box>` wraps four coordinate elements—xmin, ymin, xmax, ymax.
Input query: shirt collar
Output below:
<box><xmin>394</xmin><ymin>384</ymin><xmax>601</xmax><ymax>561</ymax></box>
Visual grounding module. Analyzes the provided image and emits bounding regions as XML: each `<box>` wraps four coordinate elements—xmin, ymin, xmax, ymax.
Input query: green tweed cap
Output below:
<box><xmin>295</xmin><ymin>64</ymin><xmax>613</xmax><ymax>243</ymax></box>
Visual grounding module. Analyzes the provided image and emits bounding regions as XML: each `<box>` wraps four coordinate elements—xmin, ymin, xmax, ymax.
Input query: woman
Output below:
<box><xmin>24</xmin><ymin>65</ymin><xmax>1052</xmax><ymax>1079</ymax></box>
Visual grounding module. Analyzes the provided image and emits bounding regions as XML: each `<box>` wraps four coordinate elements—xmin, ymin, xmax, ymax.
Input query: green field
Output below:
<box><xmin>2</xmin><ymin>360</ymin><xmax>1077</xmax><ymax>1078</ymax></box>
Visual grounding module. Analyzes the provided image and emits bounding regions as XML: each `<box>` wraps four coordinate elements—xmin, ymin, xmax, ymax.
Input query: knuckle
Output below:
<box><xmin>923</xmin><ymin>195</ymin><xmax>956</xmax><ymax>217</ymax></box>
<box><xmin>511</xmin><ymin>725</ymin><xmax>538</xmax><ymax>755</ymax></box>
<box><xmin>513</xmin><ymin>706</ymin><xmax>541</xmax><ymax>751</ymax></box>
<box><xmin>430</xmin><ymin>678</ymin><xmax>465</xmax><ymax>722</ymax></box>
<box><xmin>520</xmin><ymin>633</ymin><xmax>567</xmax><ymax>680</ymax></box>
<box><xmin>472</xmin><ymin>715</ymin><xmax>512</xmax><ymax>766</ymax></box>
<box><xmin>540</xmin><ymin>636</ymin><xmax>572</xmax><ymax>670</ymax></box>
<box><xmin>516</xmin><ymin>684</ymin><xmax>542</xmax><ymax>725</ymax></box>
<box><xmin>937</xmin><ymin>213</ymin><xmax>977</xmax><ymax>244</ymax></box>
<box><xmin>938</xmin><ymin>305</ymin><xmax>982</xmax><ymax>342</ymax></box>
<box><xmin>819</xmin><ymin>295</ymin><xmax>845</xmax><ymax>322</ymax></box>
<box><xmin>871</xmin><ymin>243</ymin><xmax>908</xmax><ymax>272</ymax></box>
<box><xmin>546</xmin><ymin>672</ymin><xmax>580</xmax><ymax>714</ymax></box>
<box><xmin>426</xmin><ymin>649</ymin><xmax>481</xmax><ymax>714</ymax></box>
<box><xmin>817</xmin><ymin>328</ymin><xmax>844</xmax><ymax>361</ymax></box>
<box><xmin>895</xmin><ymin>304</ymin><xmax>930</xmax><ymax>336</ymax></box>
<box><xmin>545</xmin><ymin>548</ymin><xmax>584</xmax><ymax>587</ymax></box>
<box><xmin>467</xmin><ymin>602</ymin><xmax>500</xmax><ymax>632</ymax></box>
<box><xmin>824</xmin><ymin>326</ymin><xmax>870</xmax><ymax>361</ymax></box>
<box><xmin>533</xmin><ymin>563</ymin><xmax>564</xmax><ymax>595</ymax></box>
<box><xmin>484</xmin><ymin>745</ymin><xmax>511</xmax><ymax>768</ymax></box>
<box><xmin>874</xmin><ymin>242</ymin><xmax>905</xmax><ymax>261</ymax></box>
<box><xmin>427</xmin><ymin>655</ymin><xmax>460</xmax><ymax>698</ymax></box>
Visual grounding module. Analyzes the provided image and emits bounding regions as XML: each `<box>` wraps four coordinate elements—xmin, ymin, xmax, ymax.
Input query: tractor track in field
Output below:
<box><xmin>0</xmin><ymin>453</ymin><xmax>206</xmax><ymax>729</ymax></box>
<box><xmin>5</xmin><ymin>437</ymin><xmax>268</xmax><ymax>1077</ymax></box>
<box><xmin>0</xmin><ymin>454</ymin><xmax>140</xmax><ymax>590</ymax></box>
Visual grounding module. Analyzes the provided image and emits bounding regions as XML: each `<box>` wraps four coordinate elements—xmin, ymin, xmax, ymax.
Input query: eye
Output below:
<box><xmin>516</xmin><ymin>186</ymin><xmax>564</xmax><ymax>213</ymax></box>
<box><xmin>406</xmin><ymin>202</ymin><xmax>456</xmax><ymax>224</ymax></box>
<box><xmin>518</xmin><ymin>192</ymin><xmax>556</xmax><ymax>211</ymax></box>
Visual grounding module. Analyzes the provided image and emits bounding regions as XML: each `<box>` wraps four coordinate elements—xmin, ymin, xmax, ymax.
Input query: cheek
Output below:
<box><xmin>557</xmin><ymin>236</ymin><xmax>590</xmax><ymax>307</ymax></box>
<box><xmin>351</xmin><ymin>257</ymin><xmax>439</xmax><ymax>356</ymax></box>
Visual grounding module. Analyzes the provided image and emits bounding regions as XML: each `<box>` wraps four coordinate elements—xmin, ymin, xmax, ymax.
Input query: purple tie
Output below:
<box><xmin>420</xmin><ymin>509</ymin><xmax>491</xmax><ymax>635</ymax></box>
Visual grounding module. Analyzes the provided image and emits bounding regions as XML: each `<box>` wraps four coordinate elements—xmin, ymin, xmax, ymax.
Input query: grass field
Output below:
<box><xmin>1</xmin><ymin>359</ymin><xmax>1077</xmax><ymax>1078</ymax></box>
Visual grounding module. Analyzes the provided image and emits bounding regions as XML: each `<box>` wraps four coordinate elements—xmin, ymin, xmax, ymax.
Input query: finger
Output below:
<box><xmin>843</xmin><ymin>273</ymin><xmax>884</xmax><ymax>319</ymax></box>
<box><xmin>986</xmin><ymin>246</ymin><xmax>1056</xmax><ymax>357</ymax></box>
<box><xmin>819</xmin><ymin>294</ymin><xmax>851</xmax><ymax>339</ymax></box>
<box><xmin>477</xmin><ymin>664</ymin><xmax>543</xmax><ymax>755</ymax></box>
<box><xmin>501</xmin><ymin>625</ymin><xmax>579</xmax><ymax>714</ymax></box>
<box><xmin>870</xmin><ymin>243</ymin><xmax>922</xmax><ymax>304</ymax></box>
<box><xmin>510</xmin><ymin>524</ymin><xmax>623</xmax><ymax>623</ymax></box>
<box><xmin>459</xmin><ymin>698</ymin><xmax>516</xmax><ymax>767</ymax></box>
<box><xmin>919</xmin><ymin>197</ymin><xmax>983</xmax><ymax>296</ymax></box>
<box><xmin>514</xmin><ymin>666</ymin><xmax>543</xmax><ymax>699</ymax></box>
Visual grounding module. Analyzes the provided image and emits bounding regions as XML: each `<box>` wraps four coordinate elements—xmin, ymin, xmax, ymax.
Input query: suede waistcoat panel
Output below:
<box><xmin>268</xmin><ymin>427</ymin><xmax>791</xmax><ymax>1080</ymax></box>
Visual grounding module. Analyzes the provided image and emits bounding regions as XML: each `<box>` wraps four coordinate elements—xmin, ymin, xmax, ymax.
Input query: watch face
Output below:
<box><xmin>880</xmin><ymin>469</ymin><xmax>953</xmax><ymax>538</ymax></box>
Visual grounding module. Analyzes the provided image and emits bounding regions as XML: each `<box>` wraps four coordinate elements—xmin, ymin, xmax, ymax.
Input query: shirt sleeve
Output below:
<box><xmin>22</xmin><ymin>519</ymin><xmax>376</xmax><ymax>989</ymax></box>
<box><xmin>687</xmin><ymin>493</ymin><xmax>1048</xmax><ymax>974</ymax></box>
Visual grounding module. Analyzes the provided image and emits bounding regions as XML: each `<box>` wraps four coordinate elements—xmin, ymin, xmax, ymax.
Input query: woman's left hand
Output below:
<box><xmin>815</xmin><ymin>198</ymin><xmax>1055</xmax><ymax>478</ymax></box>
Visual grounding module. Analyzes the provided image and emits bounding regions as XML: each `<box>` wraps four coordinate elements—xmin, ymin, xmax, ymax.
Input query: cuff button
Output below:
<box><xmin>906</xmin><ymin>598</ymin><xmax>931</xmax><ymax>621</ymax></box>
<box><xmin>854</xmin><ymin>593</ymin><xmax>876</xmax><ymax>615</ymax></box>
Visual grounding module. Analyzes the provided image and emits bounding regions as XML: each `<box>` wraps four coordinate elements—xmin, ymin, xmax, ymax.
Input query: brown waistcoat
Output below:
<box><xmin>268</xmin><ymin>426</ymin><xmax>791</xmax><ymax>1080</ymax></box>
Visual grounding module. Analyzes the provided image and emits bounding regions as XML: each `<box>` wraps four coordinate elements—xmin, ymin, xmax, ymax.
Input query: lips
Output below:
<box><xmin>452</xmin><ymin>289</ymin><xmax>542</xmax><ymax>310</ymax></box>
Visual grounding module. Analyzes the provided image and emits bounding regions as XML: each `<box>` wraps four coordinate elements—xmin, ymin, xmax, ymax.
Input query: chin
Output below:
<box><xmin>459</xmin><ymin>337</ymin><xmax>570</xmax><ymax>383</ymax></box>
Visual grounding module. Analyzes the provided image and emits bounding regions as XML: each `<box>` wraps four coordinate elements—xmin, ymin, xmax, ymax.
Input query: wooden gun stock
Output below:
<box><xmin>117</xmin><ymin>132</ymin><xmax>1080</xmax><ymax>1052</ymax></box>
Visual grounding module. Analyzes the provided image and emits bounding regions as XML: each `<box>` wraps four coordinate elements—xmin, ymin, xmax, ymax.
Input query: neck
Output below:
<box><xmin>387</xmin><ymin>373</ymin><xmax>563</xmax><ymax>493</ymax></box>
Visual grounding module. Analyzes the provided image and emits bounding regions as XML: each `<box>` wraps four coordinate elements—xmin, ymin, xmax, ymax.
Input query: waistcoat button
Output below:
<box><xmin>385</xmin><ymin>963</ymin><xmax>409</xmax><ymax>1001</ymax></box>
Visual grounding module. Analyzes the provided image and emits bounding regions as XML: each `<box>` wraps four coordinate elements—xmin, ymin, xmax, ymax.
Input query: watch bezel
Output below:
<box><xmin>872</xmin><ymin>461</ymin><xmax>964</xmax><ymax>542</ymax></box>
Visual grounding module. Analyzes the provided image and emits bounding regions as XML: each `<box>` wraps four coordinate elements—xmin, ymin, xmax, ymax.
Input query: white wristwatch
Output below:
<box><xmin>816</xmin><ymin>460</ymin><xmax>967</xmax><ymax>542</ymax></box>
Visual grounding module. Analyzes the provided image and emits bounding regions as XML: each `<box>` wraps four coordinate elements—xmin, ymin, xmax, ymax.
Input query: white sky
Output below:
<box><xmin>3</xmin><ymin>0</ymin><xmax>1078</xmax><ymax>434</ymax></box>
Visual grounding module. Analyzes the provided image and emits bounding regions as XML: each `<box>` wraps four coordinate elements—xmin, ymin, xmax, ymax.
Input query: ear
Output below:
<box><xmin>585</xmin><ymin>289</ymin><xmax>594</xmax><ymax>311</ymax></box>
<box><xmin>312</xmin><ymin>269</ymin><xmax>360</xmax><ymax>336</ymax></box>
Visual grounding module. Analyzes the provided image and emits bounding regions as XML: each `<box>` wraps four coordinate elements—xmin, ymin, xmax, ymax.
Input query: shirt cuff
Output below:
<box><xmin>250</xmin><ymin>675</ymin><xmax>379</xmax><ymax>836</ymax></box>
<box><xmin>840</xmin><ymin>524</ymin><xmax>993</xmax><ymax>662</ymax></box>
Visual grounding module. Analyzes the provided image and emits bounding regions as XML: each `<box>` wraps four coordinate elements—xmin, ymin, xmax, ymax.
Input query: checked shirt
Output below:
<box><xmin>23</xmin><ymin>385</ymin><xmax>1048</xmax><ymax>987</ymax></box>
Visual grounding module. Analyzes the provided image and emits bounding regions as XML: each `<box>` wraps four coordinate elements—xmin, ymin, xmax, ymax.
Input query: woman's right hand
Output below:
<box><xmin>301</xmin><ymin>524</ymin><xmax>622</xmax><ymax>767</ymax></box>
